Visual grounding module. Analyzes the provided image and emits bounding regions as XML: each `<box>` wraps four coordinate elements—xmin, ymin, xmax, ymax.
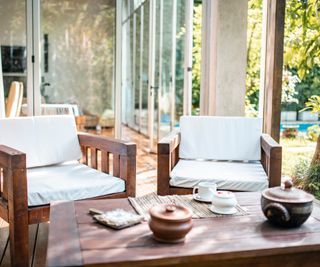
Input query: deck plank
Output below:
<box><xmin>0</xmin><ymin>226</ymin><xmax>9</xmax><ymax>266</ymax></box>
<box><xmin>33</xmin><ymin>222</ymin><xmax>49</xmax><ymax>267</ymax></box>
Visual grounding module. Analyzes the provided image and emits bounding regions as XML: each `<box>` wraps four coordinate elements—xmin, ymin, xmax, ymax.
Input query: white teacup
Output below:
<box><xmin>193</xmin><ymin>182</ymin><xmax>217</xmax><ymax>201</ymax></box>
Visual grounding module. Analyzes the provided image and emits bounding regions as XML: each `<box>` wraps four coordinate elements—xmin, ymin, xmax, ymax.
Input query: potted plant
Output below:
<box><xmin>298</xmin><ymin>110</ymin><xmax>319</xmax><ymax>121</ymax></box>
<box><xmin>282</xmin><ymin>125</ymin><xmax>299</xmax><ymax>138</ymax></box>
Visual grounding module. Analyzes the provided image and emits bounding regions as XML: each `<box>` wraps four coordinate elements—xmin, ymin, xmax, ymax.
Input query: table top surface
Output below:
<box><xmin>47</xmin><ymin>192</ymin><xmax>320</xmax><ymax>267</ymax></box>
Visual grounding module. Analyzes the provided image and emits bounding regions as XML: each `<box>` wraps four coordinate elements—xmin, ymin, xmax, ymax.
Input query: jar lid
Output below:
<box><xmin>262</xmin><ymin>180</ymin><xmax>314</xmax><ymax>203</ymax></box>
<box><xmin>149</xmin><ymin>204</ymin><xmax>193</xmax><ymax>222</ymax></box>
<box><xmin>214</xmin><ymin>191</ymin><xmax>236</xmax><ymax>199</ymax></box>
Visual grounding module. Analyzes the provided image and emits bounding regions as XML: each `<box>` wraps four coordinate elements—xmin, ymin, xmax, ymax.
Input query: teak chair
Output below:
<box><xmin>158</xmin><ymin>116</ymin><xmax>282</xmax><ymax>196</ymax></box>
<box><xmin>0</xmin><ymin>115</ymin><xmax>136</xmax><ymax>267</ymax></box>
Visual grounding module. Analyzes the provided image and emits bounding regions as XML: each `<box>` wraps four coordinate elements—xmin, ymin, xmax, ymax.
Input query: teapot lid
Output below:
<box><xmin>262</xmin><ymin>180</ymin><xmax>314</xmax><ymax>203</ymax></box>
<box><xmin>149</xmin><ymin>204</ymin><xmax>193</xmax><ymax>222</ymax></box>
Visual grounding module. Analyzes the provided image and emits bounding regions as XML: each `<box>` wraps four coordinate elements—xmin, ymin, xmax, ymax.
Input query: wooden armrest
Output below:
<box><xmin>158</xmin><ymin>131</ymin><xmax>181</xmax><ymax>155</ymax></box>
<box><xmin>0</xmin><ymin>145</ymin><xmax>26</xmax><ymax>170</ymax></box>
<box><xmin>78</xmin><ymin>132</ymin><xmax>136</xmax><ymax>157</ymax></box>
<box><xmin>261</xmin><ymin>134</ymin><xmax>282</xmax><ymax>188</ymax></box>
<box><xmin>158</xmin><ymin>131</ymin><xmax>180</xmax><ymax>196</ymax></box>
<box><xmin>78</xmin><ymin>133</ymin><xmax>136</xmax><ymax>197</ymax></box>
<box><xmin>261</xmin><ymin>134</ymin><xmax>282</xmax><ymax>159</ymax></box>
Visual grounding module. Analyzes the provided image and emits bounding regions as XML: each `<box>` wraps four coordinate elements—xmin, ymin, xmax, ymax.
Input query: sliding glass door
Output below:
<box><xmin>0</xmin><ymin>0</ymin><xmax>29</xmax><ymax>118</ymax></box>
<box><xmin>4</xmin><ymin>0</ymin><xmax>194</xmax><ymax>143</ymax></box>
<box><xmin>121</xmin><ymin>0</ymin><xmax>192</xmax><ymax>151</ymax></box>
<box><xmin>37</xmin><ymin>0</ymin><xmax>116</xmax><ymax>136</ymax></box>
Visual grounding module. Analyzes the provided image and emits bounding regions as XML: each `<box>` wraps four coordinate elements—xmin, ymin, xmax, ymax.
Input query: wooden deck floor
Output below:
<box><xmin>0</xmin><ymin>125</ymin><xmax>157</xmax><ymax>266</ymax></box>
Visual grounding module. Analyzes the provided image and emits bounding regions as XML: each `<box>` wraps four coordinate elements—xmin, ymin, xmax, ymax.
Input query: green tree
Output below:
<box><xmin>245</xmin><ymin>0</ymin><xmax>263</xmax><ymax>117</ymax></box>
<box><xmin>284</xmin><ymin>0</ymin><xmax>320</xmax><ymax>79</ymax></box>
<box><xmin>191</xmin><ymin>4</ymin><xmax>202</xmax><ymax>113</ymax></box>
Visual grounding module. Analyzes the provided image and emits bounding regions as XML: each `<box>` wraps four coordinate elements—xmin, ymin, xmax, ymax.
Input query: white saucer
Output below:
<box><xmin>209</xmin><ymin>205</ymin><xmax>237</xmax><ymax>215</ymax></box>
<box><xmin>193</xmin><ymin>194</ymin><xmax>212</xmax><ymax>203</ymax></box>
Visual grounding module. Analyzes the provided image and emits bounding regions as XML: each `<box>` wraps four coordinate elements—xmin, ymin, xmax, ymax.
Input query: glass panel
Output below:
<box><xmin>159</xmin><ymin>0</ymin><xmax>173</xmax><ymax>139</ymax></box>
<box><xmin>0</xmin><ymin>0</ymin><xmax>28</xmax><ymax>118</ymax></box>
<box><xmin>174</xmin><ymin>0</ymin><xmax>185</xmax><ymax>130</ymax></box>
<box><xmin>134</xmin><ymin>12</ymin><xmax>141</xmax><ymax>131</ymax></box>
<box><xmin>122</xmin><ymin>21</ymin><xmax>128</xmax><ymax>124</ymax></box>
<box><xmin>39</xmin><ymin>0</ymin><xmax>116</xmax><ymax>137</ymax></box>
<box><xmin>141</xmin><ymin>0</ymin><xmax>149</xmax><ymax>135</ymax></box>
<box><xmin>130</xmin><ymin>0</ymin><xmax>134</xmax><ymax>15</ymax></box>
<box><xmin>122</xmin><ymin>0</ymin><xmax>129</xmax><ymax>22</ymax></box>
<box><xmin>128</xmin><ymin>17</ymin><xmax>134</xmax><ymax>127</ymax></box>
<box><xmin>152</xmin><ymin>0</ymin><xmax>161</xmax><ymax>148</ymax></box>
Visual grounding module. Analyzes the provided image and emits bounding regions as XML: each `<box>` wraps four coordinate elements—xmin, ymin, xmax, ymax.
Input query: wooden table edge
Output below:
<box><xmin>47</xmin><ymin>200</ymin><xmax>83</xmax><ymax>267</ymax></box>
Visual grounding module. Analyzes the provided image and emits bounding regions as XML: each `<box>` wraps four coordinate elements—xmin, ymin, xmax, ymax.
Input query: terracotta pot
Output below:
<box><xmin>148</xmin><ymin>204</ymin><xmax>193</xmax><ymax>243</ymax></box>
<box><xmin>261</xmin><ymin>180</ymin><xmax>314</xmax><ymax>227</ymax></box>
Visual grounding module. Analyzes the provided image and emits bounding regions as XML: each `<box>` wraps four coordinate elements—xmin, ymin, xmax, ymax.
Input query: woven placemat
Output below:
<box><xmin>128</xmin><ymin>194</ymin><xmax>248</xmax><ymax>220</ymax></box>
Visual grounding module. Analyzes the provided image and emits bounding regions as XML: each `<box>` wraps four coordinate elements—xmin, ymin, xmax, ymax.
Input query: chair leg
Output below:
<box><xmin>9</xmin><ymin>218</ymin><xmax>29</xmax><ymax>267</ymax></box>
<box><xmin>8</xmin><ymin>168</ymin><xmax>29</xmax><ymax>267</ymax></box>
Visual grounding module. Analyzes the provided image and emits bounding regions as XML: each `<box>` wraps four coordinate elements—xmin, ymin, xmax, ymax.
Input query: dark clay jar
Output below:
<box><xmin>261</xmin><ymin>180</ymin><xmax>314</xmax><ymax>227</ymax></box>
<box><xmin>148</xmin><ymin>204</ymin><xmax>193</xmax><ymax>243</ymax></box>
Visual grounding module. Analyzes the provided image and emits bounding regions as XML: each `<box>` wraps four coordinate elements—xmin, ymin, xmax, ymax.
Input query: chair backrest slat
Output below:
<box><xmin>179</xmin><ymin>116</ymin><xmax>262</xmax><ymax>161</ymax></box>
<box><xmin>101</xmin><ymin>151</ymin><xmax>110</xmax><ymax>174</ymax></box>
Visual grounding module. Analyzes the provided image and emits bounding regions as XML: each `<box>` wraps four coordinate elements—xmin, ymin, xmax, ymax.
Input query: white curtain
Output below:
<box><xmin>0</xmin><ymin>45</ymin><xmax>5</xmax><ymax>118</ymax></box>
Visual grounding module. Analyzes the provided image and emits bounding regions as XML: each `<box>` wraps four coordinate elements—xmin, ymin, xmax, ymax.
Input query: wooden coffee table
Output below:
<box><xmin>47</xmin><ymin>192</ymin><xmax>320</xmax><ymax>267</ymax></box>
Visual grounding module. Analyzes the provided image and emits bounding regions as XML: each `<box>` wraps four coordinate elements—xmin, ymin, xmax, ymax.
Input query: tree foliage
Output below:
<box><xmin>284</xmin><ymin>0</ymin><xmax>320</xmax><ymax>79</ymax></box>
<box><xmin>246</xmin><ymin>0</ymin><xmax>263</xmax><ymax>117</ymax></box>
<box><xmin>246</xmin><ymin>0</ymin><xmax>320</xmax><ymax>114</ymax></box>
<box><xmin>191</xmin><ymin>4</ymin><xmax>202</xmax><ymax>111</ymax></box>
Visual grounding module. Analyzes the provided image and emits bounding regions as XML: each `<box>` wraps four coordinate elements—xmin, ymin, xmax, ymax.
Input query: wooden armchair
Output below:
<box><xmin>158</xmin><ymin>116</ymin><xmax>282</xmax><ymax>196</ymax></box>
<box><xmin>0</xmin><ymin>116</ymin><xmax>136</xmax><ymax>267</ymax></box>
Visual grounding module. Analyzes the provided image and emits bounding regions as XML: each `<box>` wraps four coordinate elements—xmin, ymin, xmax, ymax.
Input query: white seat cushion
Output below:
<box><xmin>170</xmin><ymin>160</ymin><xmax>268</xmax><ymax>192</ymax></box>
<box><xmin>179</xmin><ymin>116</ymin><xmax>262</xmax><ymax>161</ymax></box>
<box><xmin>27</xmin><ymin>161</ymin><xmax>125</xmax><ymax>206</ymax></box>
<box><xmin>0</xmin><ymin>115</ymin><xmax>82</xmax><ymax>168</ymax></box>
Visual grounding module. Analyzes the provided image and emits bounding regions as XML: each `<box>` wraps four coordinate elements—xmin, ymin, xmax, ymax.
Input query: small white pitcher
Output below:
<box><xmin>209</xmin><ymin>189</ymin><xmax>237</xmax><ymax>214</ymax></box>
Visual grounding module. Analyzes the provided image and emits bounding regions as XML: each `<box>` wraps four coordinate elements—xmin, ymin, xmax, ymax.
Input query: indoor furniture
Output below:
<box><xmin>0</xmin><ymin>115</ymin><xmax>136</xmax><ymax>267</ymax></box>
<box><xmin>47</xmin><ymin>193</ymin><xmax>320</xmax><ymax>267</ymax></box>
<box><xmin>5</xmin><ymin>81</ymin><xmax>23</xmax><ymax>117</ymax></box>
<box><xmin>21</xmin><ymin>103</ymin><xmax>80</xmax><ymax>116</ymax></box>
<box><xmin>158</xmin><ymin>116</ymin><xmax>282</xmax><ymax>196</ymax></box>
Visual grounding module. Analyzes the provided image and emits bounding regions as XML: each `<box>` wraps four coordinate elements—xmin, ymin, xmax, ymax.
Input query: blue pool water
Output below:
<box><xmin>280</xmin><ymin>123</ymin><xmax>319</xmax><ymax>132</ymax></box>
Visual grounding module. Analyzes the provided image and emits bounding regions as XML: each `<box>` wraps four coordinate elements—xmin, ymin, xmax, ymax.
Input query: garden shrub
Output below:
<box><xmin>306</xmin><ymin>125</ymin><xmax>320</xmax><ymax>142</ymax></box>
<box><xmin>292</xmin><ymin>158</ymin><xmax>320</xmax><ymax>200</ymax></box>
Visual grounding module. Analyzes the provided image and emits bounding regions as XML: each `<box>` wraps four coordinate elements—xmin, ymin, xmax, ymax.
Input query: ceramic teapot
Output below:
<box><xmin>261</xmin><ymin>180</ymin><xmax>314</xmax><ymax>227</ymax></box>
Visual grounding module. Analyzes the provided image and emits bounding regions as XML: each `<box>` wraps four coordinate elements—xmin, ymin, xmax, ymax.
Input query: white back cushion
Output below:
<box><xmin>0</xmin><ymin>115</ymin><xmax>82</xmax><ymax>168</ymax></box>
<box><xmin>179</xmin><ymin>116</ymin><xmax>262</xmax><ymax>161</ymax></box>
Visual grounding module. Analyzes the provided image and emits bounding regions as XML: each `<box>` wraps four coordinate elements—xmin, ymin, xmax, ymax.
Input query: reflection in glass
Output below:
<box><xmin>134</xmin><ymin>11</ymin><xmax>141</xmax><ymax>131</ymax></box>
<box><xmin>0</xmin><ymin>0</ymin><xmax>27</xmax><ymax>118</ymax></box>
<box><xmin>40</xmin><ymin>0</ymin><xmax>116</xmax><ymax>137</ymax></box>
<box><xmin>159</xmin><ymin>0</ymin><xmax>173</xmax><ymax>139</ymax></box>
<box><xmin>175</xmin><ymin>0</ymin><xmax>186</xmax><ymax>130</ymax></box>
<box><xmin>141</xmin><ymin>0</ymin><xmax>149</xmax><ymax>135</ymax></box>
<box><xmin>152</xmin><ymin>0</ymin><xmax>161</xmax><ymax>145</ymax></box>
<box><xmin>128</xmin><ymin>17</ymin><xmax>134</xmax><ymax>127</ymax></box>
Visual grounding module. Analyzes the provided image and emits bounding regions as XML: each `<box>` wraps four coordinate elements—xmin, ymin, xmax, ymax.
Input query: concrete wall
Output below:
<box><xmin>200</xmin><ymin>0</ymin><xmax>248</xmax><ymax>117</ymax></box>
